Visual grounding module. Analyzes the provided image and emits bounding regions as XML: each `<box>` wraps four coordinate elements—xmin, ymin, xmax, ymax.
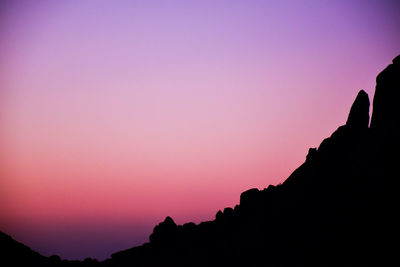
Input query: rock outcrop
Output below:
<box><xmin>346</xmin><ymin>90</ymin><xmax>370</xmax><ymax>129</ymax></box>
<box><xmin>370</xmin><ymin>55</ymin><xmax>400</xmax><ymax>131</ymax></box>
<box><xmin>149</xmin><ymin>216</ymin><xmax>177</xmax><ymax>244</ymax></box>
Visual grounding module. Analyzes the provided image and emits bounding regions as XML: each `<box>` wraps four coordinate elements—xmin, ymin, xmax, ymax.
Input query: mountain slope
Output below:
<box><xmin>1</xmin><ymin>55</ymin><xmax>399</xmax><ymax>267</ymax></box>
<box><xmin>0</xmin><ymin>231</ymin><xmax>50</xmax><ymax>266</ymax></box>
<box><xmin>105</xmin><ymin>55</ymin><xmax>400</xmax><ymax>266</ymax></box>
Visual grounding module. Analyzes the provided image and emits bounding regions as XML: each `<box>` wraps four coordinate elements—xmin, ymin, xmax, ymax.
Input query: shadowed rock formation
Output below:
<box><xmin>149</xmin><ymin>216</ymin><xmax>178</xmax><ymax>244</ymax></box>
<box><xmin>346</xmin><ymin>89</ymin><xmax>370</xmax><ymax>128</ymax></box>
<box><xmin>370</xmin><ymin>55</ymin><xmax>400</xmax><ymax>131</ymax></box>
<box><xmin>1</xmin><ymin>55</ymin><xmax>399</xmax><ymax>267</ymax></box>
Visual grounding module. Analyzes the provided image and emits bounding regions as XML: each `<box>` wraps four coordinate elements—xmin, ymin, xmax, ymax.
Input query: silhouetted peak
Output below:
<box><xmin>149</xmin><ymin>216</ymin><xmax>177</xmax><ymax>244</ymax></box>
<box><xmin>370</xmin><ymin>54</ymin><xmax>400</xmax><ymax>131</ymax></box>
<box><xmin>346</xmin><ymin>90</ymin><xmax>370</xmax><ymax>129</ymax></box>
<box><xmin>163</xmin><ymin>216</ymin><xmax>176</xmax><ymax>226</ymax></box>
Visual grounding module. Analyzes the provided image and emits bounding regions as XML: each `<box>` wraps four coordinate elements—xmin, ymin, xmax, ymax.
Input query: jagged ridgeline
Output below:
<box><xmin>1</xmin><ymin>55</ymin><xmax>399</xmax><ymax>267</ymax></box>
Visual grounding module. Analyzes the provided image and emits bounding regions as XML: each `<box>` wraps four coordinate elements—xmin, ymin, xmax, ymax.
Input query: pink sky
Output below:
<box><xmin>0</xmin><ymin>0</ymin><xmax>399</xmax><ymax>260</ymax></box>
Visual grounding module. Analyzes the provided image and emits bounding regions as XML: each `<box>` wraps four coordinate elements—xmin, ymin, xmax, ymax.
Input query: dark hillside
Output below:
<box><xmin>1</xmin><ymin>55</ymin><xmax>399</xmax><ymax>267</ymax></box>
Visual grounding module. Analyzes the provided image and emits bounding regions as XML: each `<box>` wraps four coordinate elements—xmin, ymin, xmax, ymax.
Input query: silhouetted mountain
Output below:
<box><xmin>1</xmin><ymin>55</ymin><xmax>399</xmax><ymax>266</ymax></box>
<box><xmin>0</xmin><ymin>231</ymin><xmax>48</xmax><ymax>266</ymax></box>
<box><xmin>0</xmin><ymin>231</ymin><xmax>99</xmax><ymax>266</ymax></box>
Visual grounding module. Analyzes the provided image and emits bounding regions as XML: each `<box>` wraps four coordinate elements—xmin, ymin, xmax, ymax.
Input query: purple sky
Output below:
<box><xmin>0</xmin><ymin>0</ymin><xmax>399</xmax><ymax>260</ymax></box>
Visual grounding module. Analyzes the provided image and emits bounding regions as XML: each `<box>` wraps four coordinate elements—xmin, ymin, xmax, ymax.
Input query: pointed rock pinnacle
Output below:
<box><xmin>346</xmin><ymin>90</ymin><xmax>370</xmax><ymax>129</ymax></box>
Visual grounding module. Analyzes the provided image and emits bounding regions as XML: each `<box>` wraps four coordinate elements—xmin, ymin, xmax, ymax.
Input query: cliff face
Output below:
<box><xmin>1</xmin><ymin>56</ymin><xmax>399</xmax><ymax>267</ymax></box>
<box><xmin>370</xmin><ymin>55</ymin><xmax>400</xmax><ymax>131</ymax></box>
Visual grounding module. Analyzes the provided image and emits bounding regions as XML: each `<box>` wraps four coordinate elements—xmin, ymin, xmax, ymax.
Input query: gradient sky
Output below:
<box><xmin>0</xmin><ymin>0</ymin><xmax>399</xmax><ymax>261</ymax></box>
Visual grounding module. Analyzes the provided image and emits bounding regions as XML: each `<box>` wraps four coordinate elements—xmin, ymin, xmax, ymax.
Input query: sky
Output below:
<box><xmin>0</xmin><ymin>0</ymin><xmax>399</xmax><ymax>261</ymax></box>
